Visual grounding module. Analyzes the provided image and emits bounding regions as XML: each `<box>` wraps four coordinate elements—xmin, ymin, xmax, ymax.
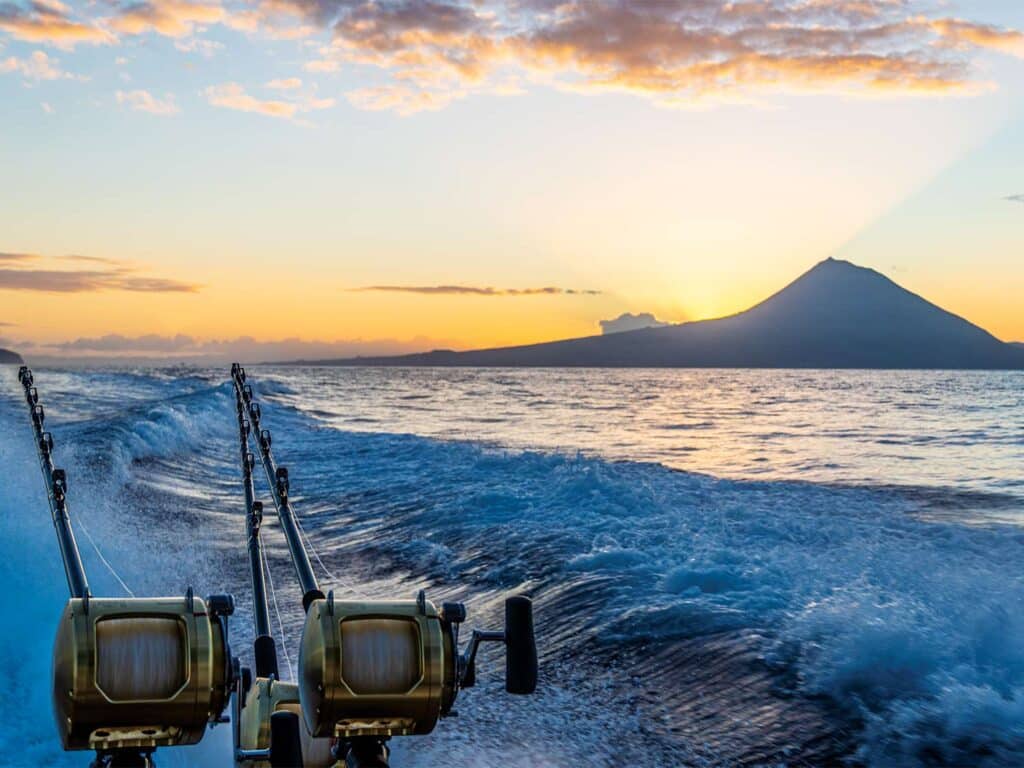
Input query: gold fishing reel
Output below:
<box><xmin>52</xmin><ymin>590</ymin><xmax>236</xmax><ymax>757</ymax></box>
<box><xmin>298</xmin><ymin>591</ymin><xmax>537</xmax><ymax>742</ymax></box>
<box><xmin>233</xmin><ymin>676</ymin><xmax>336</xmax><ymax>767</ymax></box>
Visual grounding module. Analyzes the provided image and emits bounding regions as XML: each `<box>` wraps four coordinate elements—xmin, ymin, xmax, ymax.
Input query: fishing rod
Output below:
<box><xmin>17</xmin><ymin>367</ymin><xmax>238</xmax><ymax>768</ymax></box>
<box><xmin>18</xmin><ymin>367</ymin><xmax>90</xmax><ymax>600</ymax></box>
<box><xmin>233</xmin><ymin>364</ymin><xmax>324</xmax><ymax>612</ymax></box>
<box><xmin>232</xmin><ymin>375</ymin><xmax>335</xmax><ymax>767</ymax></box>
<box><xmin>229</xmin><ymin>364</ymin><xmax>538</xmax><ymax>768</ymax></box>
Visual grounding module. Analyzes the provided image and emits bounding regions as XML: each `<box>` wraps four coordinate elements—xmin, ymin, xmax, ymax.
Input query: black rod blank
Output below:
<box><xmin>17</xmin><ymin>367</ymin><xmax>90</xmax><ymax>600</ymax></box>
<box><xmin>230</xmin><ymin>364</ymin><xmax>323</xmax><ymax>611</ymax></box>
<box><xmin>233</xmin><ymin>382</ymin><xmax>278</xmax><ymax>678</ymax></box>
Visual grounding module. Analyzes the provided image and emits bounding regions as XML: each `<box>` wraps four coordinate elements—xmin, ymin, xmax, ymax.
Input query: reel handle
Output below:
<box><xmin>505</xmin><ymin>596</ymin><xmax>537</xmax><ymax>694</ymax></box>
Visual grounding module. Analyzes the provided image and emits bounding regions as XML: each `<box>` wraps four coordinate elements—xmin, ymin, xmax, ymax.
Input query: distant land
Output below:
<box><xmin>289</xmin><ymin>259</ymin><xmax>1024</xmax><ymax>370</ymax></box>
<box><xmin>0</xmin><ymin>348</ymin><xmax>23</xmax><ymax>365</ymax></box>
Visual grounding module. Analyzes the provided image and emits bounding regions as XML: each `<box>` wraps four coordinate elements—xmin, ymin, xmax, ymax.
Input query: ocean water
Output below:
<box><xmin>1</xmin><ymin>366</ymin><xmax>1023</xmax><ymax>767</ymax></box>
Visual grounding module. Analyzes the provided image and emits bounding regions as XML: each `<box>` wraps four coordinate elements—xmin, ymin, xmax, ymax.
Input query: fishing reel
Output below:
<box><xmin>298</xmin><ymin>591</ymin><xmax>537</xmax><ymax>744</ymax></box>
<box><xmin>18</xmin><ymin>366</ymin><xmax>241</xmax><ymax>766</ymax></box>
<box><xmin>233</xmin><ymin>673</ymin><xmax>336</xmax><ymax>768</ymax></box>
<box><xmin>53</xmin><ymin>589</ymin><xmax>237</xmax><ymax>760</ymax></box>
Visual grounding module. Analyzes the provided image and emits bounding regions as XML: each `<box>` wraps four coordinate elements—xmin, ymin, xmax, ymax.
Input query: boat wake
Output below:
<box><xmin>2</xmin><ymin>369</ymin><xmax>1024</xmax><ymax>766</ymax></box>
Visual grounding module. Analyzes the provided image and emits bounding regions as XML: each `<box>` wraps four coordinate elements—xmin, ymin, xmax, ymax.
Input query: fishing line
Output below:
<box><xmin>75</xmin><ymin>517</ymin><xmax>135</xmax><ymax>597</ymax></box>
<box><xmin>261</xmin><ymin>543</ymin><xmax>294</xmax><ymax>681</ymax></box>
<box><xmin>293</xmin><ymin>513</ymin><xmax>360</xmax><ymax>598</ymax></box>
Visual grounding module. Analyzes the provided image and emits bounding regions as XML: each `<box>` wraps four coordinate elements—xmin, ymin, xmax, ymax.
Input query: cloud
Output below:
<box><xmin>928</xmin><ymin>18</ymin><xmax>1024</xmax><ymax>58</ymax></box>
<box><xmin>353</xmin><ymin>284</ymin><xmax>601</xmax><ymax>296</ymax></box>
<box><xmin>0</xmin><ymin>50</ymin><xmax>70</xmax><ymax>80</ymax></box>
<box><xmin>110</xmin><ymin>0</ymin><xmax>225</xmax><ymax>38</ymax></box>
<box><xmin>174</xmin><ymin>37</ymin><xmax>223</xmax><ymax>56</ymax></box>
<box><xmin>251</xmin><ymin>0</ymin><xmax>1024</xmax><ymax>114</ymax></box>
<box><xmin>116</xmin><ymin>88</ymin><xmax>180</xmax><ymax>115</ymax></box>
<box><xmin>204</xmin><ymin>81</ymin><xmax>298</xmax><ymax>118</ymax></box>
<box><xmin>0</xmin><ymin>0</ymin><xmax>113</xmax><ymax>47</ymax></box>
<box><xmin>599</xmin><ymin>312</ymin><xmax>670</xmax><ymax>335</ymax></box>
<box><xmin>55</xmin><ymin>333</ymin><xmax>196</xmax><ymax>352</ymax></box>
<box><xmin>204</xmin><ymin>81</ymin><xmax>334</xmax><ymax>119</ymax></box>
<box><xmin>0</xmin><ymin>251</ymin><xmax>197</xmax><ymax>293</ymax></box>
<box><xmin>0</xmin><ymin>269</ymin><xmax>197</xmax><ymax>292</ymax></box>
<box><xmin>58</xmin><ymin>253</ymin><xmax>122</xmax><ymax>265</ymax></box>
<box><xmin>32</xmin><ymin>333</ymin><xmax>454</xmax><ymax>361</ymax></box>
<box><xmin>347</xmin><ymin>83</ymin><xmax>465</xmax><ymax>115</ymax></box>
<box><xmin>267</xmin><ymin>76</ymin><xmax>302</xmax><ymax>90</ymax></box>
<box><xmin>1006</xmin><ymin>194</ymin><xmax>1024</xmax><ymax>204</ymax></box>
<box><xmin>303</xmin><ymin>58</ymin><xmax>340</xmax><ymax>73</ymax></box>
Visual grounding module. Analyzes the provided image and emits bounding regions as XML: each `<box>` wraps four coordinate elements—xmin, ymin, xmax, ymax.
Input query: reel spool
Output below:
<box><xmin>298</xmin><ymin>592</ymin><xmax>537</xmax><ymax>741</ymax></box>
<box><xmin>52</xmin><ymin>591</ymin><xmax>235</xmax><ymax>754</ymax></box>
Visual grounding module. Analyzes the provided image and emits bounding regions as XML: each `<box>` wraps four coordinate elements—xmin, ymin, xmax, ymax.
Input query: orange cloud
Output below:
<box><xmin>204</xmin><ymin>81</ymin><xmax>334</xmax><ymax>119</ymax></box>
<box><xmin>927</xmin><ymin>18</ymin><xmax>1024</xmax><ymax>58</ymax></box>
<box><xmin>353</xmin><ymin>285</ymin><xmax>601</xmax><ymax>296</ymax></box>
<box><xmin>110</xmin><ymin>0</ymin><xmax>225</xmax><ymax>38</ymax></box>
<box><xmin>116</xmin><ymin>88</ymin><xmax>180</xmax><ymax>115</ymax></box>
<box><xmin>0</xmin><ymin>1</ymin><xmax>112</xmax><ymax>46</ymax></box>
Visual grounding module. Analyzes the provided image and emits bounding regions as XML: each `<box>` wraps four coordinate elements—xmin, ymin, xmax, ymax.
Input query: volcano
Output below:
<box><xmin>307</xmin><ymin>259</ymin><xmax>1024</xmax><ymax>369</ymax></box>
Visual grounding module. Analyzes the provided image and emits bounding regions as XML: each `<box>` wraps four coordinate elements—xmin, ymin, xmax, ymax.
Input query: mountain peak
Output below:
<box><xmin>295</xmin><ymin>258</ymin><xmax>1024</xmax><ymax>370</ymax></box>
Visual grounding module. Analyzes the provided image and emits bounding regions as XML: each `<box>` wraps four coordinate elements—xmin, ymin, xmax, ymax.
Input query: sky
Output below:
<box><xmin>1</xmin><ymin>0</ymin><xmax>1023</xmax><ymax>361</ymax></box>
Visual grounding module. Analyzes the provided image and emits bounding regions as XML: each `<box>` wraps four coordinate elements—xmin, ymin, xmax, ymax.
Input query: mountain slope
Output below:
<box><xmin>304</xmin><ymin>259</ymin><xmax>1024</xmax><ymax>369</ymax></box>
<box><xmin>0</xmin><ymin>348</ymin><xmax>23</xmax><ymax>365</ymax></box>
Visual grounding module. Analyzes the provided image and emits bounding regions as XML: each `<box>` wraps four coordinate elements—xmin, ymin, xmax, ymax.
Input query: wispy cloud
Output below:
<box><xmin>1006</xmin><ymin>194</ymin><xmax>1024</xmax><ymax>204</ymax></box>
<box><xmin>174</xmin><ymin>37</ymin><xmax>223</xmax><ymax>56</ymax></box>
<box><xmin>204</xmin><ymin>81</ymin><xmax>334</xmax><ymax>119</ymax></box>
<box><xmin>354</xmin><ymin>285</ymin><xmax>601</xmax><ymax>296</ymax></box>
<box><xmin>58</xmin><ymin>253</ymin><xmax>122</xmax><ymax>265</ymax></box>
<box><xmin>0</xmin><ymin>269</ymin><xmax>197</xmax><ymax>292</ymax></box>
<box><xmin>0</xmin><ymin>252</ymin><xmax>197</xmax><ymax>293</ymax></box>
<box><xmin>116</xmin><ymin>88</ymin><xmax>180</xmax><ymax>115</ymax></box>
<box><xmin>0</xmin><ymin>50</ymin><xmax>73</xmax><ymax>81</ymax></box>
<box><xmin>266</xmin><ymin>77</ymin><xmax>302</xmax><ymax>90</ymax></box>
